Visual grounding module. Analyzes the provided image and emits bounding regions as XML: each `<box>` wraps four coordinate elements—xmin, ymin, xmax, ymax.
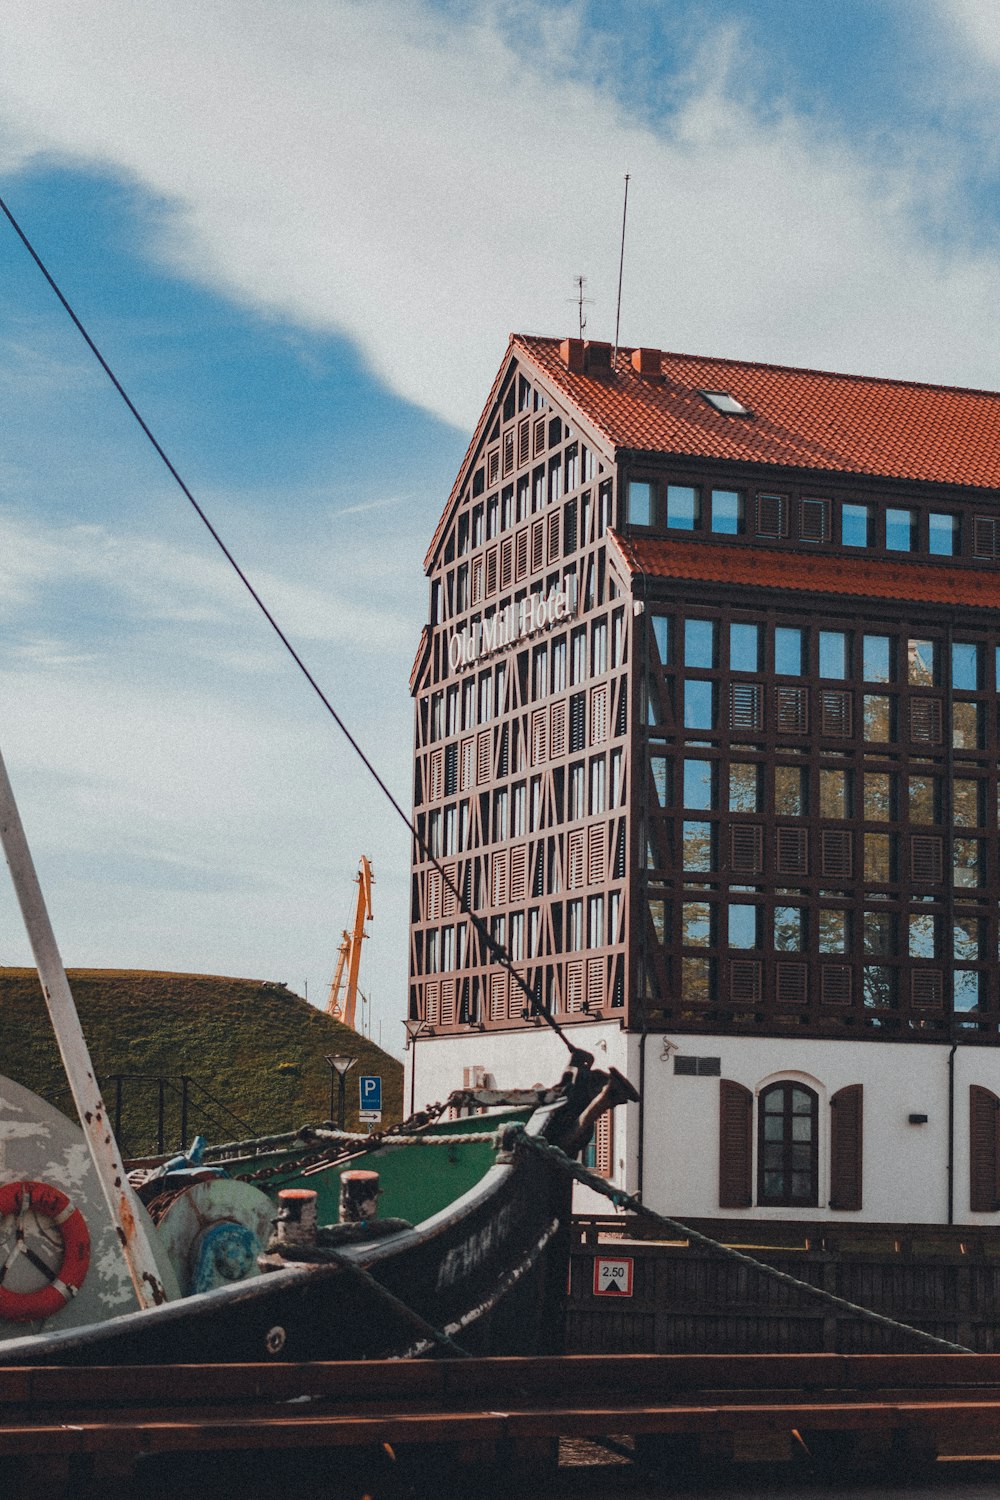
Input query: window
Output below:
<box><xmin>774</xmin><ymin>907</ymin><xmax>804</xmax><ymax>951</ymax></box>
<box><xmin>954</xmin><ymin>839</ymin><xmax>981</xmax><ymax>888</ymax></box>
<box><xmin>954</xmin><ymin>970</ymin><xmax>981</xmax><ymax>1013</ymax></box>
<box><xmin>909</xmin><ymin>913</ymin><xmax>937</xmax><ymax>958</ymax></box>
<box><xmin>953</xmin><ymin>642</ymin><xmax>981</xmax><ymax>691</ymax></box>
<box><xmin>886</xmin><ymin>508</ymin><xmax>914</xmax><ymax>551</ymax></box>
<box><xmin>650</xmin><ymin>752</ymin><xmax>669</xmax><ymax>807</ymax></box>
<box><xmin>929</xmin><ymin>513</ymin><xmax>958</xmax><ymax>556</ymax></box>
<box><xmin>682</xmin><ymin>957</ymin><xmax>713</xmax><ymax>1001</ymax></box>
<box><xmin>954</xmin><ymin>779</ymin><xmax>982</xmax><ymax>827</ymax></box>
<box><xmin>684</xmin><ymin>680</ymin><xmax>715</xmax><ymax>730</ymax></box>
<box><xmin>819</xmin><ymin>769</ymin><xmax>849</xmax><ymax>818</ymax></box>
<box><xmin>683</xmin><ymin>821</ymin><xmax>714</xmax><ymax>871</ymax></box>
<box><xmin>728</xmin><ymin>904</ymin><xmax>759</xmax><ymax>948</ymax></box>
<box><xmin>863</xmin><ymin>911</ymin><xmax>895</xmax><ymax>954</ymax></box>
<box><xmin>774</xmin><ymin>766</ymin><xmax>806</xmax><ymax>816</ymax></box>
<box><xmin>774</xmin><ymin>627</ymin><xmax>804</xmax><ymax>676</ymax></box>
<box><xmin>711</xmin><ymin>490</ymin><xmax>743</xmax><ymax>533</ymax></box>
<box><xmin>667</xmin><ymin>485</ymin><xmax>700</xmax><ymax>529</ymax></box>
<box><xmin>842</xmin><ymin>504</ymin><xmax>871</xmax><ymax>547</ymax></box>
<box><xmin>627</xmin><ymin>481</ymin><xmax>652</xmax><ymax>525</ymax></box>
<box><xmin>863</xmin><ymin>772</ymin><xmax>893</xmax><ymax>822</ymax></box>
<box><xmin>863</xmin><ymin>635</ymin><xmax>891</xmax><ymax>682</ymax></box>
<box><xmin>953</xmin><ymin>701</ymin><xmax>981</xmax><ymax>750</ymax></box>
<box><xmin>819</xmin><ymin>909</ymin><xmax>848</xmax><ymax>953</ymax></box>
<box><xmin>683</xmin><ymin>759</ymin><xmax>714</xmax><ymax>809</ymax></box>
<box><xmin>819</xmin><ymin>631</ymin><xmax>848</xmax><ymax>679</ymax></box>
<box><xmin>566</xmin><ymin>900</ymin><xmax>584</xmax><ymax>951</ymax></box>
<box><xmin>700</xmin><ymin>390</ymin><xmax>750</xmax><ymax>415</ymax></box>
<box><xmin>863</xmin><ymin>965</ymin><xmax>896</xmax><ymax>1008</ymax></box>
<box><xmin>863</xmin><ymin>695</ymin><xmax>892</xmax><ymax>742</ymax></box>
<box><xmin>729</xmin><ymin>763</ymin><xmax>760</xmax><ymax>812</ymax></box>
<box><xmin>758</xmin><ymin>1083</ymin><xmax>818</xmax><ymax>1207</ymax></box>
<box><xmin>864</xmin><ymin>833</ymin><xmax>892</xmax><ymax>882</ymax></box>
<box><xmin>682</xmin><ymin>901</ymin><xmax>712</xmax><ymax>946</ymax></box>
<box><xmin>800</xmin><ymin>497</ymin><xmax>831</xmax><ymax>543</ymax></box>
<box><xmin>730</xmin><ymin>622</ymin><xmax>760</xmax><ymax>672</ymax></box>
<box><xmin>954</xmin><ymin>918</ymin><xmax>981</xmax><ymax>962</ymax></box>
<box><xmin>651</xmin><ymin>615</ymin><xmax>669</xmax><ymax>665</ymax></box>
<box><xmin>685</xmin><ymin>619</ymin><xmax>716</xmax><ymax>668</ymax></box>
<box><xmin>909</xmin><ymin>640</ymin><xmax>937</xmax><ymax>685</ymax></box>
<box><xmin>908</xmin><ymin>774</ymin><xmax>939</xmax><ymax>823</ymax></box>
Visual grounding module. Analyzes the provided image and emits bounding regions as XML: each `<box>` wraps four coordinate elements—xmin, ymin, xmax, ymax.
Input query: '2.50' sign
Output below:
<box><xmin>593</xmin><ymin>1256</ymin><xmax>634</xmax><ymax>1297</ymax></box>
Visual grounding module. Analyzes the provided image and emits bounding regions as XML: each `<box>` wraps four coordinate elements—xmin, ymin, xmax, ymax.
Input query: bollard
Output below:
<box><xmin>339</xmin><ymin>1170</ymin><xmax>381</xmax><ymax>1223</ymax></box>
<box><xmin>274</xmin><ymin>1188</ymin><xmax>318</xmax><ymax>1247</ymax></box>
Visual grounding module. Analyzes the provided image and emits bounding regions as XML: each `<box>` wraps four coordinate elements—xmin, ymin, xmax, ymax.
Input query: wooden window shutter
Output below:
<box><xmin>567</xmin><ymin>828</ymin><xmax>586</xmax><ymax>889</ymax></box>
<box><xmin>973</xmin><ymin>516</ymin><xmax>1000</xmax><ymax>560</ymax></box>
<box><xmin>477</xmin><ymin>729</ymin><xmax>492</xmax><ymax>784</ymax></box>
<box><xmin>547</xmin><ymin>511</ymin><xmax>561</xmax><ymax>564</ymax></box>
<box><xmin>830</xmin><ymin>1084</ymin><xmax>863</xmax><ymax>1211</ymax></box>
<box><xmin>502</xmin><ymin>430</ymin><xmax>514</xmax><ymax>477</ymax></box>
<box><xmin>909</xmin><ymin>698</ymin><xmax>943</xmax><ymax>744</ymax></box>
<box><xmin>518</xmin><ymin>417</ymin><xmax>530</xmax><ymax>467</ymax></box>
<box><xmin>500</xmin><ymin>537</ymin><xmax>513</xmax><ymax>589</ymax></box>
<box><xmin>590</xmin><ymin>684</ymin><xmax>608</xmax><ymax>744</ymax></box>
<box><xmin>910</xmin><ymin>835</ymin><xmax>943</xmax><ymax>883</ymax></box>
<box><xmin>533</xmin><ymin>416</ymin><xmax>546</xmax><ymax>457</ymax></box>
<box><xmin>426</xmin><ymin>868</ymin><xmax>442</xmax><ymax>920</ymax></box>
<box><xmin>756</xmin><ymin>493</ymin><xmax>788</xmax><ymax>538</ymax></box>
<box><xmin>565</xmin><ymin>959</ymin><xmax>585</xmax><ymax>1012</ymax></box>
<box><xmin>491</xmin><ymin>849</ymin><xmax>508</xmax><ymax>907</ymax></box>
<box><xmin>730</xmin><ymin>960</ymin><xmax>761</xmax><ymax>1004</ymax></box>
<box><xmin>515</xmin><ymin>528</ymin><xmax>529</xmax><ymax>581</ymax></box>
<box><xmin>531</xmin><ymin>709</ymin><xmax>548</xmax><ymax>766</ymax></box>
<box><xmin>460</xmin><ymin>737</ymin><xmax>474</xmax><ymax>791</ymax></box>
<box><xmin>425</xmin><ymin>980</ymin><xmax>440</xmax><ymax>1024</ymax></box>
<box><xmin>509</xmin><ymin>845</ymin><xmax>527</xmax><ymax>900</ymax></box>
<box><xmin>970</xmin><ymin>1085</ymin><xmax>1000</xmax><ymax>1212</ymax></box>
<box><xmin>489</xmin><ymin>970</ymin><xmax>508</xmax><ymax>1020</ymax></box>
<box><xmin>820</xmin><ymin>965</ymin><xmax>852</xmax><ymax>1005</ymax></box>
<box><xmin>531</xmin><ymin>520</ymin><xmax>545</xmax><ymax>573</ymax></box>
<box><xmin>911</xmin><ymin>970</ymin><xmax>943</xmax><ymax>1008</ymax></box>
<box><xmin>820</xmin><ymin>829</ymin><xmax>853</xmax><ymax>879</ymax></box>
<box><xmin>441</xmin><ymin>864</ymin><xmax>457</xmax><ymax>918</ymax></box>
<box><xmin>428</xmin><ymin>748</ymin><xmax>444</xmax><ymax>802</ymax></box>
<box><xmin>587</xmin><ymin>823</ymin><xmax>607</xmax><ymax>884</ymax></box>
<box><xmin>586</xmin><ymin>957</ymin><xmax>605</xmax><ymax>1010</ymax></box>
<box><xmin>775</xmin><ymin>685</ymin><xmax>808</xmax><ymax>734</ymax></box>
<box><xmin>549</xmin><ymin>700</ymin><xmax>567</xmax><ymax>758</ymax></box>
<box><xmin>485</xmin><ymin>547</ymin><xmax>498</xmax><ymax>596</ymax></box>
<box><xmin>776</xmin><ymin>961</ymin><xmax>808</xmax><ymax>1006</ymax></box>
<box><xmin>439</xmin><ymin>979</ymin><xmax>457</xmax><ymax>1026</ymax></box>
<box><xmin>819</xmin><ymin>690</ymin><xmax>852</xmax><ymax>737</ymax></box>
<box><xmin>776</xmin><ymin>827</ymin><xmax>808</xmax><ymax>875</ymax></box>
<box><xmin>800</xmin><ymin>497</ymin><xmax>830</xmax><ymax>542</ymax></box>
<box><xmin>471</xmin><ymin>555</ymin><xmax>484</xmax><ymax>604</ymax></box>
<box><xmin>507</xmin><ymin>972</ymin><xmax>526</xmax><ymax>1020</ymax></box>
<box><xmin>593</xmin><ymin>1109</ymin><xmax>613</xmax><ymax>1178</ymax></box>
<box><xmin>731</xmin><ymin>824</ymin><xmax>763</xmax><ymax>873</ymax></box>
<box><xmin>719</xmin><ymin>1079</ymin><xmax>753</xmax><ymax>1209</ymax></box>
<box><xmin>729</xmin><ymin>682</ymin><xmax>763</xmax><ymax>731</ymax></box>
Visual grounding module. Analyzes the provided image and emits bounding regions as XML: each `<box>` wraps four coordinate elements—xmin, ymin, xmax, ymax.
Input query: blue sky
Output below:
<box><xmin>1</xmin><ymin>0</ymin><xmax>1000</xmax><ymax>1057</ymax></box>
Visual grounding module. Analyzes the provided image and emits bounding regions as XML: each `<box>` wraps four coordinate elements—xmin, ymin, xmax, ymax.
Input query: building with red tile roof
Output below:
<box><xmin>408</xmin><ymin>333</ymin><xmax>1000</xmax><ymax>1241</ymax></box>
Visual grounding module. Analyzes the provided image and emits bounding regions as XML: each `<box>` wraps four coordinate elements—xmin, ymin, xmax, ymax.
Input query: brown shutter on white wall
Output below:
<box><xmin>829</xmin><ymin>1084</ymin><xmax>863</xmax><ymax>1211</ymax></box>
<box><xmin>719</xmin><ymin>1079</ymin><xmax>753</xmax><ymax>1208</ymax></box>
<box><xmin>970</xmin><ymin>1085</ymin><xmax>1000</xmax><ymax>1212</ymax></box>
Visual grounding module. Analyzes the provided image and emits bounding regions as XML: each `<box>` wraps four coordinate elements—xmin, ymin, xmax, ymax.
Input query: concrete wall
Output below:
<box><xmin>410</xmin><ymin>1026</ymin><xmax>1000</xmax><ymax>1228</ymax></box>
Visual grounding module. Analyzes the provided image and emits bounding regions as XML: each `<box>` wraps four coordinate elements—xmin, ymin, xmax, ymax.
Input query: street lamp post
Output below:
<box><xmin>324</xmin><ymin>1053</ymin><xmax>356</xmax><ymax>1130</ymax></box>
<box><xmin>403</xmin><ymin>1019</ymin><xmax>428</xmax><ymax>1119</ymax></box>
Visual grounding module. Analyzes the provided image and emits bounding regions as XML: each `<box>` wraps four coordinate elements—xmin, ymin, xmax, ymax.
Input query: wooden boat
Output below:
<box><xmin>0</xmin><ymin>1057</ymin><xmax>628</xmax><ymax>1366</ymax></box>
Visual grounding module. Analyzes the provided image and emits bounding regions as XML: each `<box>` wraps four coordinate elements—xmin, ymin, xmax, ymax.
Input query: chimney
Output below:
<box><xmin>583</xmin><ymin>340</ymin><xmax>613</xmax><ymax>376</ymax></box>
<box><xmin>631</xmin><ymin>347</ymin><xmax>662</xmax><ymax>380</ymax></box>
<box><xmin>559</xmin><ymin>338</ymin><xmax>585</xmax><ymax>373</ymax></box>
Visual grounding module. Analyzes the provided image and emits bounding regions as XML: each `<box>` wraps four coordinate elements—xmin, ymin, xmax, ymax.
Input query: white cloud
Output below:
<box><xmin>1</xmin><ymin>0</ymin><xmax>1000</xmax><ymax>431</ymax></box>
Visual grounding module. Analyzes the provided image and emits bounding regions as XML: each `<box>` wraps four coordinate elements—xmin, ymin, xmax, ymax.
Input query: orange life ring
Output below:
<box><xmin>0</xmin><ymin>1179</ymin><xmax>91</xmax><ymax>1322</ymax></box>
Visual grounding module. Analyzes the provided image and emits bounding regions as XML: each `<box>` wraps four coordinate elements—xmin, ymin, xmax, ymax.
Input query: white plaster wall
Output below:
<box><xmin>640</xmin><ymin>1034</ymin><xmax>1000</xmax><ymax>1227</ymax></box>
<box><xmin>405</xmin><ymin>1023</ymin><xmax>630</xmax><ymax>1214</ymax></box>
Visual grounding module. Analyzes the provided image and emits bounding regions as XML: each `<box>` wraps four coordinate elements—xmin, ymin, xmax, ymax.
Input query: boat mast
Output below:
<box><xmin>0</xmin><ymin>746</ymin><xmax>167</xmax><ymax>1308</ymax></box>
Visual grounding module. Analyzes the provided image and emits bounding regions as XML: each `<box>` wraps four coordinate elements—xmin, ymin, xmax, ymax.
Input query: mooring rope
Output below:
<box><xmin>508</xmin><ymin>1127</ymin><xmax>973</xmax><ymax>1355</ymax></box>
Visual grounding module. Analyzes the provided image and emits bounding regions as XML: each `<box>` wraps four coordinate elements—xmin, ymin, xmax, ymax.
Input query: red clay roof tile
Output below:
<box><xmin>609</xmin><ymin>532</ymin><xmax>1000</xmax><ymax>610</ymax></box>
<box><xmin>515</xmin><ymin>336</ymin><xmax>1000</xmax><ymax>491</ymax></box>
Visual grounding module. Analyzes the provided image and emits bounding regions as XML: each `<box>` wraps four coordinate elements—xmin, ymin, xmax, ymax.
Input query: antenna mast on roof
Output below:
<box><xmin>613</xmin><ymin>172</ymin><xmax>630</xmax><ymax>368</ymax></box>
<box><xmin>569</xmin><ymin>274</ymin><xmax>592</xmax><ymax>339</ymax></box>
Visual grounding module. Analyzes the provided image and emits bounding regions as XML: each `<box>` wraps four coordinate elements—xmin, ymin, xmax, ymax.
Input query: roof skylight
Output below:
<box><xmin>699</xmin><ymin>389</ymin><xmax>752</xmax><ymax>416</ymax></box>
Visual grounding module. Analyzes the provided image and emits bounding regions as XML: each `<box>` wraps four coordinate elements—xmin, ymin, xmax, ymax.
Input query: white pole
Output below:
<box><xmin>0</xmin><ymin>746</ymin><xmax>168</xmax><ymax>1308</ymax></box>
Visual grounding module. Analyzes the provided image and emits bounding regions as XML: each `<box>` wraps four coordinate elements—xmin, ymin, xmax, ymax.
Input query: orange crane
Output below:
<box><xmin>325</xmin><ymin>856</ymin><xmax>374</xmax><ymax>1031</ymax></box>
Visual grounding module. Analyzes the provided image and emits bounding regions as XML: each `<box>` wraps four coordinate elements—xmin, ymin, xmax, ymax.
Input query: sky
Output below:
<box><xmin>2</xmin><ymin>0</ymin><xmax>1000</xmax><ymax>1059</ymax></box>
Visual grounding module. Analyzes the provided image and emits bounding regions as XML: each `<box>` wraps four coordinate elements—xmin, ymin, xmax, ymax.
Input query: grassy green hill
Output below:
<box><xmin>0</xmin><ymin>968</ymin><xmax>402</xmax><ymax>1156</ymax></box>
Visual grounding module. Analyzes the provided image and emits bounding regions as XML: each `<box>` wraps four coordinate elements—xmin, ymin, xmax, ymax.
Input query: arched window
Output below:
<box><xmin>758</xmin><ymin>1082</ymin><xmax>819</xmax><ymax>1207</ymax></box>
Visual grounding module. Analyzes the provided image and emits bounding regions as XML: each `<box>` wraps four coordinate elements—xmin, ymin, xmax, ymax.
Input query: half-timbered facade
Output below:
<box><xmin>407</xmin><ymin>335</ymin><xmax>1000</xmax><ymax>1226</ymax></box>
